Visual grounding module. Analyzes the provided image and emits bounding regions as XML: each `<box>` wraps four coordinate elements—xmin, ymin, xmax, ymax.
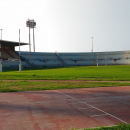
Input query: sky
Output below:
<box><xmin>0</xmin><ymin>0</ymin><xmax>130</xmax><ymax>52</ymax></box>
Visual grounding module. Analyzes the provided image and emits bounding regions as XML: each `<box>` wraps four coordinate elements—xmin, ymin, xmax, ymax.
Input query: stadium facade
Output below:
<box><xmin>0</xmin><ymin>40</ymin><xmax>130</xmax><ymax>69</ymax></box>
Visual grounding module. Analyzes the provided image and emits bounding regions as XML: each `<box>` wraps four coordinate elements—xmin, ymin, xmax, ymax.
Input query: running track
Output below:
<box><xmin>0</xmin><ymin>86</ymin><xmax>130</xmax><ymax>130</ymax></box>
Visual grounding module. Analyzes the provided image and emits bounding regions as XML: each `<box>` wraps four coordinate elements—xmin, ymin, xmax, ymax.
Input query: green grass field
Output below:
<box><xmin>1</xmin><ymin>65</ymin><xmax>130</xmax><ymax>80</ymax></box>
<box><xmin>0</xmin><ymin>65</ymin><xmax>130</xmax><ymax>92</ymax></box>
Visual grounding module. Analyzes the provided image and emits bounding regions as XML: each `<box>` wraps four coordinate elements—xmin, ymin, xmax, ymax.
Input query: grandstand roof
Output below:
<box><xmin>0</xmin><ymin>40</ymin><xmax>29</xmax><ymax>46</ymax></box>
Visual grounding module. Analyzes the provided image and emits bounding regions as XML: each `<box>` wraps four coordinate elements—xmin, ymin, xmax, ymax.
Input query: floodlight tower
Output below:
<box><xmin>26</xmin><ymin>19</ymin><xmax>36</xmax><ymax>52</ymax></box>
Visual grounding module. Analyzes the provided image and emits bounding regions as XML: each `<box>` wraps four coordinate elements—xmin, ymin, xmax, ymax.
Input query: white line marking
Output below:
<box><xmin>90</xmin><ymin>114</ymin><xmax>108</xmax><ymax>117</ymax></box>
<box><xmin>55</xmin><ymin>90</ymin><xmax>127</xmax><ymax>124</ymax></box>
<box><xmin>68</xmin><ymin>102</ymin><xmax>83</xmax><ymax>105</ymax></box>
<box><xmin>77</xmin><ymin>107</ymin><xmax>92</xmax><ymax>110</ymax></box>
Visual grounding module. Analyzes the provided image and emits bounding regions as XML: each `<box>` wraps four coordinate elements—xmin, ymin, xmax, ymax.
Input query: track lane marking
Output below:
<box><xmin>55</xmin><ymin>90</ymin><xmax>127</xmax><ymax>124</ymax></box>
<box><xmin>90</xmin><ymin>114</ymin><xmax>108</xmax><ymax>117</ymax></box>
<box><xmin>77</xmin><ymin>107</ymin><xmax>92</xmax><ymax>110</ymax></box>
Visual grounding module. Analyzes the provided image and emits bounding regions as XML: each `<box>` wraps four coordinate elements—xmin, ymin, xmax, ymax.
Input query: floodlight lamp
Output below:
<box><xmin>26</xmin><ymin>19</ymin><xmax>36</xmax><ymax>28</ymax></box>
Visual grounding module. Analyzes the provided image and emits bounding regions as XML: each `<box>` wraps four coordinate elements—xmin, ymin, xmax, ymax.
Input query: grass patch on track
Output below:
<box><xmin>72</xmin><ymin>123</ymin><xmax>130</xmax><ymax>130</ymax></box>
<box><xmin>0</xmin><ymin>80</ymin><xmax>130</xmax><ymax>92</ymax></box>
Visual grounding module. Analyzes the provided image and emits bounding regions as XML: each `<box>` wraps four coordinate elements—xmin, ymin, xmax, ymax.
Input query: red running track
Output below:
<box><xmin>0</xmin><ymin>86</ymin><xmax>130</xmax><ymax>130</ymax></box>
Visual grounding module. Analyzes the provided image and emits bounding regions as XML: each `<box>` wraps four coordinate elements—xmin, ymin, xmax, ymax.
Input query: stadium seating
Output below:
<box><xmin>2</xmin><ymin>60</ymin><xmax>31</xmax><ymax>68</ymax></box>
<box><xmin>2</xmin><ymin>50</ymin><xmax>129</xmax><ymax>68</ymax></box>
<box><xmin>1</xmin><ymin>50</ymin><xmax>12</xmax><ymax>59</ymax></box>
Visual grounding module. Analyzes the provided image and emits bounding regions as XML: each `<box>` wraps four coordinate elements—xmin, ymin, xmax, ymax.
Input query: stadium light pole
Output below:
<box><xmin>105</xmin><ymin>52</ymin><xmax>107</xmax><ymax>66</ymax></box>
<box><xmin>91</xmin><ymin>37</ymin><xmax>93</xmax><ymax>52</ymax></box>
<box><xmin>0</xmin><ymin>29</ymin><xmax>2</xmax><ymax>72</ymax></box>
<box><xmin>19</xmin><ymin>29</ymin><xmax>22</xmax><ymax>72</ymax></box>
<box><xmin>97</xmin><ymin>52</ymin><xmax>98</xmax><ymax>67</ymax></box>
<box><xmin>26</xmin><ymin>19</ymin><xmax>36</xmax><ymax>52</ymax></box>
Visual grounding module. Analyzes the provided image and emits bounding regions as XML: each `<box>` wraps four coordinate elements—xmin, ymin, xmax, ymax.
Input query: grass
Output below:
<box><xmin>0</xmin><ymin>80</ymin><xmax>130</xmax><ymax>92</ymax></box>
<box><xmin>72</xmin><ymin>123</ymin><xmax>130</xmax><ymax>130</ymax></box>
<box><xmin>0</xmin><ymin>65</ymin><xmax>130</xmax><ymax>92</ymax></box>
<box><xmin>0</xmin><ymin>65</ymin><xmax>130</xmax><ymax>81</ymax></box>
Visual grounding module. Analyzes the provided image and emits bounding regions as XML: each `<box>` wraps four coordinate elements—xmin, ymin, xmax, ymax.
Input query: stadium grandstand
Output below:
<box><xmin>0</xmin><ymin>40</ymin><xmax>130</xmax><ymax>69</ymax></box>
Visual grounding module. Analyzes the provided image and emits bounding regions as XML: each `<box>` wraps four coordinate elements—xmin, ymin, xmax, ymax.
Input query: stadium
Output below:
<box><xmin>0</xmin><ymin>39</ymin><xmax>130</xmax><ymax>130</ymax></box>
<box><xmin>0</xmin><ymin>39</ymin><xmax>130</xmax><ymax>69</ymax></box>
<box><xmin>0</xmin><ymin>35</ymin><xmax>130</xmax><ymax>130</ymax></box>
<box><xmin>1</xmin><ymin>0</ymin><xmax>130</xmax><ymax>129</ymax></box>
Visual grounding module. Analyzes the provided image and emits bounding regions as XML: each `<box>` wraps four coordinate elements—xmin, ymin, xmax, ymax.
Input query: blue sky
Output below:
<box><xmin>0</xmin><ymin>0</ymin><xmax>130</xmax><ymax>52</ymax></box>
